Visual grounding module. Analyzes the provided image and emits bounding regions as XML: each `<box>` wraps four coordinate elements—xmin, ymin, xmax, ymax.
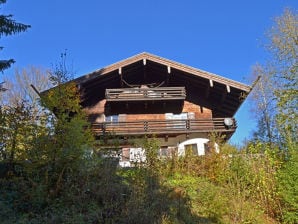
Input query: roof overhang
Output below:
<box><xmin>75</xmin><ymin>52</ymin><xmax>251</xmax><ymax>91</ymax></box>
<box><xmin>42</xmin><ymin>52</ymin><xmax>253</xmax><ymax>117</ymax></box>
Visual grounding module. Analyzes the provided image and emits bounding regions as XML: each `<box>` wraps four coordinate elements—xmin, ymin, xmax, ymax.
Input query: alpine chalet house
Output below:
<box><xmin>44</xmin><ymin>52</ymin><xmax>253</xmax><ymax>167</ymax></box>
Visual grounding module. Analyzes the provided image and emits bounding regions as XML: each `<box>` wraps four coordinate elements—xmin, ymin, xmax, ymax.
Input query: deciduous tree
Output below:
<box><xmin>250</xmin><ymin>8</ymin><xmax>297</xmax><ymax>144</ymax></box>
<box><xmin>250</xmin><ymin>8</ymin><xmax>297</xmax><ymax>222</ymax></box>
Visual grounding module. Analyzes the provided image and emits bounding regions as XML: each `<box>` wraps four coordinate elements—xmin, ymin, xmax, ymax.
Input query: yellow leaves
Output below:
<box><xmin>41</xmin><ymin>81</ymin><xmax>82</xmax><ymax>117</ymax></box>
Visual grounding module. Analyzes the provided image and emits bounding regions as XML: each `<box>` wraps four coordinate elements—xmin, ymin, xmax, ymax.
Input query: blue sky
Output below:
<box><xmin>1</xmin><ymin>0</ymin><xmax>297</xmax><ymax>145</ymax></box>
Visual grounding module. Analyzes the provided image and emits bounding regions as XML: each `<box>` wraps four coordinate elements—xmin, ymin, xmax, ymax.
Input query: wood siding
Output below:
<box><xmin>84</xmin><ymin>99</ymin><xmax>212</xmax><ymax>123</ymax></box>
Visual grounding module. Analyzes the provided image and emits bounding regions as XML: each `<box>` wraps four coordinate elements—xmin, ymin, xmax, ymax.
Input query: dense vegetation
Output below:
<box><xmin>0</xmin><ymin>7</ymin><xmax>297</xmax><ymax>224</ymax></box>
<box><xmin>0</xmin><ymin>111</ymin><xmax>295</xmax><ymax>223</ymax></box>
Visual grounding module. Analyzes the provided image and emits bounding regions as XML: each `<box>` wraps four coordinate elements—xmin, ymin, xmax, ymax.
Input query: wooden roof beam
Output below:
<box><xmin>220</xmin><ymin>85</ymin><xmax>231</xmax><ymax>105</ymax></box>
<box><xmin>71</xmin><ymin>52</ymin><xmax>252</xmax><ymax>93</ymax></box>
<box><xmin>165</xmin><ymin>66</ymin><xmax>172</xmax><ymax>86</ymax></box>
<box><xmin>143</xmin><ymin>60</ymin><xmax>147</xmax><ymax>81</ymax></box>
<box><xmin>226</xmin><ymin>85</ymin><xmax>231</xmax><ymax>93</ymax></box>
<box><xmin>167</xmin><ymin>66</ymin><xmax>171</xmax><ymax>74</ymax></box>
<box><xmin>220</xmin><ymin>90</ymin><xmax>227</xmax><ymax>105</ymax></box>
<box><xmin>118</xmin><ymin>67</ymin><xmax>124</xmax><ymax>87</ymax></box>
<box><xmin>205</xmin><ymin>79</ymin><xmax>214</xmax><ymax>98</ymax></box>
<box><xmin>205</xmin><ymin>85</ymin><xmax>210</xmax><ymax>99</ymax></box>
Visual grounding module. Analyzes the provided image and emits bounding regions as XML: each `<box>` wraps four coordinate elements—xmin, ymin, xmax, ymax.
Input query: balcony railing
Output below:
<box><xmin>105</xmin><ymin>87</ymin><xmax>186</xmax><ymax>102</ymax></box>
<box><xmin>91</xmin><ymin>118</ymin><xmax>236</xmax><ymax>136</ymax></box>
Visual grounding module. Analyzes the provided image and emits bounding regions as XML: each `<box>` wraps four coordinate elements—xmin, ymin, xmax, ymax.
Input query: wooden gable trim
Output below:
<box><xmin>73</xmin><ymin>52</ymin><xmax>252</xmax><ymax>93</ymax></box>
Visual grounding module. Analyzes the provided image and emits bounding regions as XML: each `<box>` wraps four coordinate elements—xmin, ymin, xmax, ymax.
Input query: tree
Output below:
<box><xmin>0</xmin><ymin>66</ymin><xmax>51</xmax><ymax>122</ymax></box>
<box><xmin>0</xmin><ymin>0</ymin><xmax>30</xmax><ymax>72</ymax></box>
<box><xmin>249</xmin><ymin>64</ymin><xmax>278</xmax><ymax>146</ymax></box>
<box><xmin>250</xmin><ymin>8</ymin><xmax>297</xmax><ymax>145</ymax></box>
<box><xmin>36</xmin><ymin>52</ymin><xmax>94</xmax><ymax>197</ymax></box>
<box><xmin>250</xmin><ymin>8</ymin><xmax>297</xmax><ymax>222</ymax></box>
<box><xmin>13</xmin><ymin>67</ymin><xmax>51</xmax><ymax>103</ymax></box>
<box><xmin>268</xmin><ymin>9</ymin><xmax>298</xmax><ymax>145</ymax></box>
<box><xmin>0</xmin><ymin>101</ymin><xmax>35</xmax><ymax>164</ymax></box>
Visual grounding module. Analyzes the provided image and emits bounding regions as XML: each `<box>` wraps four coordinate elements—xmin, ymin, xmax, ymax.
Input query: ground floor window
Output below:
<box><xmin>121</xmin><ymin>148</ymin><xmax>130</xmax><ymax>161</ymax></box>
<box><xmin>184</xmin><ymin>144</ymin><xmax>198</xmax><ymax>155</ymax></box>
<box><xmin>160</xmin><ymin>147</ymin><xmax>169</xmax><ymax>157</ymax></box>
<box><xmin>159</xmin><ymin>146</ymin><xmax>177</xmax><ymax>158</ymax></box>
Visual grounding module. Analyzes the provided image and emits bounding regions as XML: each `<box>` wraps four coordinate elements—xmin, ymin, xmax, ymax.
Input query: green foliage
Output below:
<box><xmin>0</xmin><ymin>102</ymin><xmax>37</xmax><ymax>164</ymax></box>
<box><xmin>0</xmin><ymin>55</ymin><xmax>97</xmax><ymax>222</ymax></box>
<box><xmin>274</xmin><ymin>8</ymin><xmax>298</xmax><ymax>144</ymax></box>
<box><xmin>249</xmin><ymin>8</ymin><xmax>297</xmax><ymax>223</ymax></box>
<box><xmin>2</xmin><ymin>22</ymin><xmax>297</xmax><ymax>222</ymax></box>
<box><xmin>0</xmin><ymin>0</ymin><xmax>30</xmax><ymax>72</ymax></box>
<box><xmin>141</xmin><ymin>136</ymin><xmax>161</xmax><ymax>171</ymax></box>
<box><xmin>278</xmin><ymin>147</ymin><xmax>298</xmax><ymax>223</ymax></box>
<box><xmin>0</xmin><ymin>130</ymin><xmax>288</xmax><ymax>224</ymax></box>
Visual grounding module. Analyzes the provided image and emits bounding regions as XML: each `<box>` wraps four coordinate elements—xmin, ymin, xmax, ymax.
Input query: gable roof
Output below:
<box><xmin>43</xmin><ymin>52</ymin><xmax>253</xmax><ymax>118</ymax></box>
<box><xmin>75</xmin><ymin>52</ymin><xmax>251</xmax><ymax>92</ymax></box>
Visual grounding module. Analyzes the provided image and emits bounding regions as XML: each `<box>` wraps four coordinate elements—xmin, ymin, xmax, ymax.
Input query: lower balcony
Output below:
<box><xmin>91</xmin><ymin>118</ymin><xmax>237</xmax><ymax>138</ymax></box>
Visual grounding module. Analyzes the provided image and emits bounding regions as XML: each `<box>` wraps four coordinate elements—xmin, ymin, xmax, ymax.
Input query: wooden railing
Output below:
<box><xmin>105</xmin><ymin>87</ymin><xmax>186</xmax><ymax>101</ymax></box>
<box><xmin>91</xmin><ymin>118</ymin><xmax>236</xmax><ymax>136</ymax></box>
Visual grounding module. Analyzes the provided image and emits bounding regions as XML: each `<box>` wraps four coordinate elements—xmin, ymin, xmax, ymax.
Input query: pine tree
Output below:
<box><xmin>0</xmin><ymin>0</ymin><xmax>30</xmax><ymax>72</ymax></box>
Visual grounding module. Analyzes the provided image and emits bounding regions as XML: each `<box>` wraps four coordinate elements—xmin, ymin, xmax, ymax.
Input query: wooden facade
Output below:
<box><xmin>42</xmin><ymin>52</ymin><xmax>253</xmax><ymax>161</ymax></box>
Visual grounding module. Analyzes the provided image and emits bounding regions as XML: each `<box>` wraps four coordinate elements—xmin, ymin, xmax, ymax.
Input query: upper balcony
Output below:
<box><xmin>105</xmin><ymin>86</ymin><xmax>186</xmax><ymax>114</ymax></box>
<box><xmin>105</xmin><ymin>87</ymin><xmax>186</xmax><ymax>102</ymax></box>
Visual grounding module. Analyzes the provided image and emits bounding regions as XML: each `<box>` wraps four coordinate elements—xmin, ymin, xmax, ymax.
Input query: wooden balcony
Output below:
<box><xmin>105</xmin><ymin>87</ymin><xmax>186</xmax><ymax>102</ymax></box>
<box><xmin>91</xmin><ymin>118</ymin><xmax>236</xmax><ymax>137</ymax></box>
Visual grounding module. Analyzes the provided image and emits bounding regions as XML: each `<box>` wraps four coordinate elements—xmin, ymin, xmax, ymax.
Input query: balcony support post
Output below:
<box><xmin>186</xmin><ymin>119</ymin><xmax>190</xmax><ymax>130</ymax></box>
<box><xmin>144</xmin><ymin>121</ymin><xmax>148</xmax><ymax>132</ymax></box>
<box><xmin>102</xmin><ymin>123</ymin><xmax>106</xmax><ymax>135</ymax></box>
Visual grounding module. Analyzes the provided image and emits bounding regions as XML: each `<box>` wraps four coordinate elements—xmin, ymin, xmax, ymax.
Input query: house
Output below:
<box><xmin>43</xmin><ymin>52</ymin><xmax>253</xmax><ymax>166</ymax></box>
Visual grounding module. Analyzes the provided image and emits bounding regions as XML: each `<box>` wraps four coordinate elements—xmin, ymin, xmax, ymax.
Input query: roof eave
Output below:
<box><xmin>73</xmin><ymin>52</ymin><xmax>252</xmax><ymax>93</ymax></box>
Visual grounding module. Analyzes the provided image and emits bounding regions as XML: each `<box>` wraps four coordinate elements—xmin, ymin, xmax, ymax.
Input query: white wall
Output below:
<box><xmin>177</xmin><ymin>138</ymin><xmax>219</xmax><ymax>156</ymax></box>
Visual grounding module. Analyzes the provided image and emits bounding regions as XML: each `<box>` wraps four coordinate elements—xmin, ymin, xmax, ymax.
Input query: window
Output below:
<box><xmin>105</xmin><ymin>115</ymin><xmax>119</xmax><ymax>123</ymax></box>
<box><xmin>188</xmin><ymin>112</ymin><xmax>195</xmax><ymax>119</ymax></box>
<box><xmin>121</xmin><ymin>148</ymin><xmax>130</xmax><ymax>161</ymax></box>
<box><xmin>184</xmin><ymin>144</ymin><xmax>198</xmax><ymax>155</ymax></box>
<box><xmin>204</xmin><ymin>142</ymin><xmax>211</xmax><ymax>154</ymax></box>
<box><xmin>165</xmin><ymin>113</ymin><xmax>188</xmax><ymax>120</ymax></box>
<box><xmin>130</xmin><ymin>148</ymin><xmax>146</xmax><ymax>163</ymax></box>
<box><xmin>204</xmin><ymin>141</ymin><xmax>219</xmax><ymax>154</ymax></box>
<box><xmin>165</xmin><ymin>113</ymin><xmax>188</xmax><ymax>129</ymax></box>
<box><xmin>160</xmin><ymin>147</ymin><xmax>169</xmax><ymax>157</ymax></box>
